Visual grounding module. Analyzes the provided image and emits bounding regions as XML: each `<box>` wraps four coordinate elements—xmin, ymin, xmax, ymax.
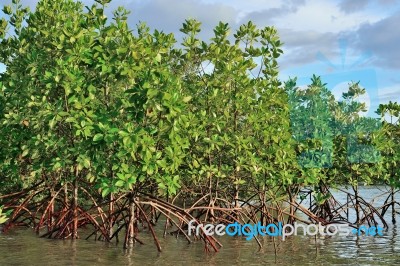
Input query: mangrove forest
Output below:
<box><xmin>1</xmin><ymin>0</ymin><xmax>400</xmax><ymax>253</ymax></box>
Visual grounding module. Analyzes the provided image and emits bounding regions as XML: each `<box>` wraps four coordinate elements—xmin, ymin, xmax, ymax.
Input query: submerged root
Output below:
<box><xmin>1</xmin><ymin>182</ymin><xmax>396</xmax><ymax>252</ymax></box>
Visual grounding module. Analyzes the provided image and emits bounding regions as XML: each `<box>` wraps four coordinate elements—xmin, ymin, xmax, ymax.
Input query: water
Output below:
<box><xmin>1</xmin><ymin>187</ymin><xmax>399</xmax><ymax>265</ymax></box>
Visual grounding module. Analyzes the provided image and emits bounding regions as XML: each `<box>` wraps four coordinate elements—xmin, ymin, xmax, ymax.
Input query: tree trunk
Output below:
<box><xmin>109</xmin><ymin>193</ymin><xmax>114</xmax><ymax>239</ymax></box>
<box><xmin>124</xmin><ymin>194</ymin><xmax>135</xmax><ymax>248</ymax></box>
<box><xmin>354</xmin><ymin>184</ymin><xmax>360</xmax><ymax>225</ymax></box>
<box><xmin>72</xmin><ymin>177</ymin><xmax>78</xmax><ymax>239</ymax></box>
<box><xmin>64</xmin><ymin>183</ymin><xmax>68</xmax><ymax>207</ymax></box>
<box><xmin>129</xmin><ymin>199</ymin><xmax>135</xmax><ymax>244</ymax></box>
<box><xmin>392</xmin><ymin>187</ymin><xmax>396</xmax><ymax>224</ymax></box>
<box><xmin>48</xmin><ymin>188</ymin><xmax>55</xmax><ymax>232</ymax></box>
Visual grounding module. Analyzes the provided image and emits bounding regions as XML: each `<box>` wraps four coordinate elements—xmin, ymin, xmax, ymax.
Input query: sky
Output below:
<box><xmin>1</xmin><ymin>0</ymin><xmax>400</xmax><ymax>117</ymax></box>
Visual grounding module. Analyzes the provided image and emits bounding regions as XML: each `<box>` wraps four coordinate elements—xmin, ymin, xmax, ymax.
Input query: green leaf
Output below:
<box><xmin>21</xmin><ymin>149</ymin><xmax>29</xmax><ymax>158</ymax></box>
<box><xmin>93</xmin><ymin>133</ymin><xmax>104</xmax><ymax>142</ymax></box>
<box><xmin>101</xmin><ymin>187</ymin><xmax>110</xmax><ymax>198</ymax></box>
<box><xmin>65</xmin><ymin>117</ymin><xmax>76</xmax><ymax>123</ymax></box>
<box><xmin>155</xmin><ymin>53</ymin><xmax>162</xmax><ymax>62</ymax></box>
<box><xmin>183</xmin><ymin>96</ymin><xmax>192</xmax><ymax>103</ymax></box>
<box><xmin>115</xmin><ymin>180</ymin><xmax>125</xmax><ymax>187</ymax></box>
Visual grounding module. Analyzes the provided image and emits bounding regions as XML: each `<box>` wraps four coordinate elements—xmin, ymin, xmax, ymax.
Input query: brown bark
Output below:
<box><xmin>72</xmin><ymin>177</ymin><xmax>78</xmax><ymax>239</ymax></box>
<box><xmin>109</xmin><ymin>193</ymin><xmax>114</xmax><ymax>239</ymax></box>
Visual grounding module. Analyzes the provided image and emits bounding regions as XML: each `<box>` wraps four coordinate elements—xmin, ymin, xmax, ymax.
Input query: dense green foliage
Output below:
<box><xmin>0</xmin><ymin>0</ymin><xmax>190</xmax><ymax>198</ymax></box>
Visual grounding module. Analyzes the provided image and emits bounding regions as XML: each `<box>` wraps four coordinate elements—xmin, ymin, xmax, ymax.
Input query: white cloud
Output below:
<box><xmin>378</xmin><ymin>84</ymin><xmax>400</xmax><ymax>103</ymax></box>
<box><xmin>273</xmin><ymin>0</ymin><xmax>382</xmax><ymax>33</ymax></box>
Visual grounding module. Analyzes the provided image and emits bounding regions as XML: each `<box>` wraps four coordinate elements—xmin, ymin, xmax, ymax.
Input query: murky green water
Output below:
<box><xmin>1</xmin><ymin>187</ymin><xmax>399</xmax><ymax>265</ymax></box>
